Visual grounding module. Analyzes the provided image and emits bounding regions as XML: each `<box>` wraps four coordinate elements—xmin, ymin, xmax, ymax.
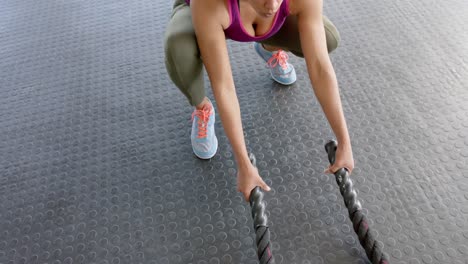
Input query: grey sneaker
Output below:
<box><xmin>191</xmin><ymin>101</ymin><xmax>218</xmax><ymax>159</ymax></box>
<box><xmin>254</xmin><ymin>42</ymin><xmax>297</xmax><ymax>85</ymax></box>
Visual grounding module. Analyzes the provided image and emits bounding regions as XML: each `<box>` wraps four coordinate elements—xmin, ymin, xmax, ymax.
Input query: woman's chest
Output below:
<box><xmin>237</xmin><ymin>4</ymin><xmax>277</xmax><ymax>36</ymax></box>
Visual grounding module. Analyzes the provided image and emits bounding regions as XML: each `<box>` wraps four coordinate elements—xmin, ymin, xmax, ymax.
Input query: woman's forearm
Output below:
<box><xmin>212</xmin><ymin>84</ymin><xmax>251</xmax><ymax>168</ymax></box>
<box><xmin>310</xmin><ymin>65</ymin><xmax>350</xmax><ymax>145</ymax></box>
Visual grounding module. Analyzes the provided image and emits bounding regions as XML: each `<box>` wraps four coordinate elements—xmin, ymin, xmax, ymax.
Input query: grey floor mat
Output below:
<box><xmin>1</xmin><ymin>0</ymin><xmax>468</xmax><ymax>263</ymax></box>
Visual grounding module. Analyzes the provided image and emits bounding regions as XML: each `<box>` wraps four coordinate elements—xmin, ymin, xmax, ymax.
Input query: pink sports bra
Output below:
<box><xmin>184</xmin><ymin>0</ymin><xmax>290</xmax><ymax>42</ymax></box>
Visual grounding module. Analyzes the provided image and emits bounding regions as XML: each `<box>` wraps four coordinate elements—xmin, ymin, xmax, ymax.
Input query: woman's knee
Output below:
<box><xmin>164</xmin><ymin>20</ymin><xmax>201</xmax><ymax>82</ymax></box>
<box><xmin>165</xmin><ymin>30</ymin><xmax>199</xmax><ymax>62</ymax></box>
<box><xmin>164</xmin><ymin>4</ymin><xmax>200</xmax><ymax>68</ymax></box>
<box><xmin>323</xmin><ymin>16</ymin><xmax>340</xmax><ymax>53</ymax></box>
<box><xmin>276</xmin><ymin>16</ymin><xmax>340</xmax><ymax>57</ymax></box>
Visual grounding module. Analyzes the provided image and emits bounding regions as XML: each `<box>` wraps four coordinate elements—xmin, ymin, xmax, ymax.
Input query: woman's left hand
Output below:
<box><xmin>324</xmin><ymin>142</ymin><xmax>354</xmax><ymax>174</ymax></box>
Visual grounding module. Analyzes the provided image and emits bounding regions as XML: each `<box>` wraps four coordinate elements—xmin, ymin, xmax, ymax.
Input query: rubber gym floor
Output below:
<box><xmin>1</xmin><ymin>0</ymin><xmax>467</xmax><ymax>263</ymax></box>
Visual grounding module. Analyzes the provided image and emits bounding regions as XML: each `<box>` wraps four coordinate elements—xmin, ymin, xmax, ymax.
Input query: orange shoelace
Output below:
<box><xmin>267</xmin><ymin>50</ymin><xmax>289</xmax><ymax>70</ymax></box>
<box><xmin>191</xmin><ymin>106</ymin><xmax>212</xmax><ymax>138</ymax></box>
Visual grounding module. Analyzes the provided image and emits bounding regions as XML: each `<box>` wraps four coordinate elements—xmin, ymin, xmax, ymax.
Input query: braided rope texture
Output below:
<box><xmin>250</xmin><ymin>188</ymin><xmax>274</xmax><ymax>264</ymax></box>
<box><xmin>325</xmin><ymin>140</ymin><xmax>390</xmax><ymax>264</ymax></box>
<box><xmin>249</xmin><ymin>154</ymin><xmax>274</xmax><ymax>264</ymax></box>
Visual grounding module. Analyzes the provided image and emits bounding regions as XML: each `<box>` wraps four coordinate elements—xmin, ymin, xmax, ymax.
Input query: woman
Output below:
<box><xmin>164</xmin><ymin>0</ymin><xmax>354</xmax><ymax>200</ymax></box>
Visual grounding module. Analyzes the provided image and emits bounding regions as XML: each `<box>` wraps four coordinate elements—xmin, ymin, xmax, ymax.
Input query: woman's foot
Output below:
<box><xmin>254</xmin><ymin>42</ymin><xmax>297</xmax><ymax>85</ymax></box>
<box><xmin>191</xmin><ymin>98</ymin><xmax>218</xmax><ymax>159</ymax></box>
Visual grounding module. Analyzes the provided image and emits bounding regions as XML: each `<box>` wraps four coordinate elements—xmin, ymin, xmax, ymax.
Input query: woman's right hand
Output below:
<box><xmin>237</xmin><ymin>163</ymin><xmax>271</xmax><ymax>201</ymax></box>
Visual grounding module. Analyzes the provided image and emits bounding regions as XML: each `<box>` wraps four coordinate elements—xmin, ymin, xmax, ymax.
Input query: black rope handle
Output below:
<box><xmin>248</xmin><ymin>153</ymin><xmax>275</xmax><ymax>264</ymax></box>
<box><xmin>325</xmin><ymin>140</ymin><xmax>390</xmax><ymax>264</ymax></box>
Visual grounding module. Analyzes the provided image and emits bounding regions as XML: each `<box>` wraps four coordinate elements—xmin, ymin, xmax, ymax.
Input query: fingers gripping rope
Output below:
<box><xmin>249</xmin><ymin>153</ymin><xmax>275</xmax><ymax>264</ymax></box>
<box><xmin>325</xmin><ymin>140</ymin><xmax>390</xmax><ymax>264</ymax></box>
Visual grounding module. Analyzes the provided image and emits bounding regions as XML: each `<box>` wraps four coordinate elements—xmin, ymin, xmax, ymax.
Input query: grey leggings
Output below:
<box><xmin>164</xmin><ymin>0</ymin><xmax>341</xmax><ymax>106</ymax></box>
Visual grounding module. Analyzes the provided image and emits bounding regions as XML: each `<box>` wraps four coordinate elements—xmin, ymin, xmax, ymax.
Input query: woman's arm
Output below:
<box><xmin>191</xmin><ymin>0</ymin><xmax>250</xmax><ymax>166</ymax></box>
<box><xmin>191</xmin><ymin>0</ymin><xmax>270</xmax><ymax>199</ymax></box>
<box><xmin>293</xmin><ymin>0</ymin><xmax>354</xmax><ymax>173</ymax></box>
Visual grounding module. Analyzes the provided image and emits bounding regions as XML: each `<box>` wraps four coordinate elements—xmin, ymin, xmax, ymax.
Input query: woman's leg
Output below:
<box><xmin>164</xmin><ymin>0</ymin><xmax>218</xmax><ymax>159</ymax></box>
<box><xmin>164</xmin><ymin>0</ymin><xmax>206</xmax><ymax>107</ymax></box>
<box><xmin>259</xmin><ymin>15</ymin><xmax>340</xmax><ymax>57</ymax></box>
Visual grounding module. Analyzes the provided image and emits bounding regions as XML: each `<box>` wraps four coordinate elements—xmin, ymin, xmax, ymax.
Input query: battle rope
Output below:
<box><xmin>325</xmin><ymin>140</ymin><xmax>390</xmax><ymax>264</ymax></box>
<box><xmin>249</xmin><ymin>153</ymin><xmax>275</xmax><ymax>264</ymax></box>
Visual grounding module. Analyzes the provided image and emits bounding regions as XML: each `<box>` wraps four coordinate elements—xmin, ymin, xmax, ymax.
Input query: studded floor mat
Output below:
<box><xmin>1</xmin><ymin>0</ymin><xmax>468</xmax><ymax>263</ymax></box>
